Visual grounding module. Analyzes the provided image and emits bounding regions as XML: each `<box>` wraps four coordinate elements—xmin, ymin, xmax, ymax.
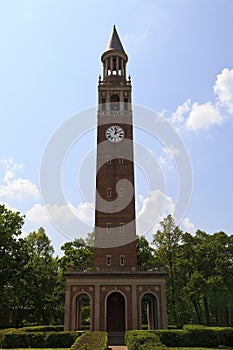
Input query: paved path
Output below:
<box><xmin>108</xmin><ymin>346</ymin><xmax>128</xmax><ymax>350</ymax></box>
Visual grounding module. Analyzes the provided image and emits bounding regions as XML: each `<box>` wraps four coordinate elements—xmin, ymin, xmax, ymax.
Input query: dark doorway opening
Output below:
<box><xmin>107</xmin><ymin>292</ymin><xmax>125</xmax><ymax>331</ymax></box>
<box><xmin>74</xmin><ymin>293</ymin><xmax>91</xmax><ymax>330</ymax></box>
<box><xmin>141</xmin><ymin>293</ymin><xmax>158</xmax><ymax>330</ymax></box>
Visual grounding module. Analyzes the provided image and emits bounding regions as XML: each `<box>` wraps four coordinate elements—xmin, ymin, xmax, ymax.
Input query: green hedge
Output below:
<box><xmin>19</xmin><ymin>325</ymin><xmax>64</xmax><ymax>332</ymax></box>
<box><xmin>0</xmin><ymin>330</ymin><xmax>81</xmax><ymax>348</ymax></box>
<box><xmin>71</xmin><ymin>331</ymin><xmax>108</xmax><ymax>350</ymax></box>
<box><xmin>156</xmin><ymin>329</ymin><xmax>220</xmax><ymax>347</ymax></box>
<box><xmin>125</xmin><ymin>330</ymin><xmax>166</xmax><ymax>350</ymax></box>
<box><xmin>125</xmin><ymin>328</ymin><xmax>233</xmax><ymax>348</ymax></box>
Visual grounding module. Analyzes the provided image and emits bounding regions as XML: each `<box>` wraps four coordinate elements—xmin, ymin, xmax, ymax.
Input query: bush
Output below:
<box><xmin>45</xmin><ymin>331</ymin><xmax>80</xmax><ymax>348</ymax></box>
<box><xmin>20</xmin><ymin>325</ymin><xmax>64</xmax><ymax>332</ymax></box>
<box><xmin>1</xmin><ymin>330</ymin><xmax>81</xmax><ymax>348</ymax></box>
<box><xmin>183</xmin><ymin>324</ymin><xmax>206</xmax><ymax>330</ymax></box>
<box><xmin>219</xmin><ymin>328</ymin><xmax>233</xmax><ymax>346</ymax></box>
<box><xmin>155</xmin><ymin>329</ymin><xmax>220</xmax><ymax>347</ymax></box>
<box><xmin>71</xmin><ymin>331</ymin><xmax>108</xmax><ymax>350</ymax></box>
<box><xmin>125</xmin><ymin>330</ymin><xmax>166</xmax><ymax>350</ymax></box>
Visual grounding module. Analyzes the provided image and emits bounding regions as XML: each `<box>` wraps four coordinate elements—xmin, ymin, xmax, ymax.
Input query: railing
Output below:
<box><xmin>66</xmin><ymin>265</ymin><xmax>165</xmax><ymax>274</ymax></box>
<box><xmin>98</xmin><ymin>80</ymin><xmax>131</xmax><ymax>86</ymax></box>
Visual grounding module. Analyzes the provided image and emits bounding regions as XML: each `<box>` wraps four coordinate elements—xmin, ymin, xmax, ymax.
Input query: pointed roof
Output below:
<box><xmin>104</xmin><ymin>25</ymin><xmax>125</xmax><ymax>53</ymax></box>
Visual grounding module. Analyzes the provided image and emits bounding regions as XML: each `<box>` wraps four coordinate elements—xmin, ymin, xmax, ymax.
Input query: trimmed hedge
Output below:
<box><xmin>19</xmin><ymin>325</ymin><xmax>64</xmax><ymax>332</ymax></box>
<box><xmin>71</xmin><ymin>331</ymin><xmax>108</xmax><ymax>350</ymax></box>
<box><xmin>125</xmin><ymin>330</ymin><xmax>166</xmax><ymax>350</ymax></box>
<box><xmin>0</xmin><ymin>330</ymin><xmax>81</xmax><ymax>348</ymax></box>
<box><xmin>125</xmin><ymin>328</ymin><xmax>233</xmax><ymax>348</ymax></box>
<box><xmin>156</xmin><ymin>328</ymin><xmax>233</xmax><ymax>347</ymax></box>
<box><xmin>156</xmin><ymin>329</ymin><xmax>220</xmax><ymax>347</ymax></box>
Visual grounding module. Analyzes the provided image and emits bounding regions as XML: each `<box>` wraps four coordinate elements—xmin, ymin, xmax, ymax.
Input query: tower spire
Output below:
<box><xmin>104</xmin><ymin>25</ymin><xmax>125</xmax><ymax>53</ymax></box>
<box><xmin>101</xmin><ymin>26</ymin><xmax>128</xmax><ymax>80</ymax></box>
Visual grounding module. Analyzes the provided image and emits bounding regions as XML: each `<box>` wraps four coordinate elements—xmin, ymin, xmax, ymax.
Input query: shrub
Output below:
<box><xmin>155</xmin><ymin>329</ymin><xmax>220</xmax><ymax>347</ymax></box>
<box><xmin>20</xmin><ymin>325</ymin><xmax>64</xmax><ymax>332</ymax></box>
<box><xmin>2</xmin><ymin>333</ymin><xmax>30</xmax><ymax>348</ymax></box>
<box><xmin>1</xmin><ymin>330</ymin><xmax>81</xmax><ymax>348</ymax></box>
<box><xmin>125</xmin><ymin>330</ymin><xmax>166</xmax><ymax>350</ymax></box>
<box><xmin>71</xmin><ymin>331</ymin><xmax>108</xmax><ymax>350</ymax></box>
<box><xmin>45</xmin><ymin>331</ymin><xmax>80</xmax><ymax>348</ymax></box>
<box><xmin>183</xmin><ymin>324</ymin><xmax>206</xmax><ymax>330</ymax></box>
<box><xmin>219</xmin><ymin>328</ymin><xmax>233</xmax><ymax>346</ymax></box>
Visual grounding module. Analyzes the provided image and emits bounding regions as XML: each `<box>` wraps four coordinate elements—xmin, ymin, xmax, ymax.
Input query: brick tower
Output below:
<box><xmin>64</xmin><ymin>26</ymin><xmax>167</xmax><ymax>337</ymax></box>
<box><xmin>94</xmin><ymin>25</ymin><xmax>137</xmax><ymax>269</ymax></box>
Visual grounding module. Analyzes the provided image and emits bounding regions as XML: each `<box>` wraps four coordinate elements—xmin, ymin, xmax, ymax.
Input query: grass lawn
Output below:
<box><xmin>1</xmin><ymin>347</ymin><xmax>221</xmax><ymax>350</ymax></box>
<box><xmin>169</xmin><ymin>348</ymin><xmax>220</xmax><ymax>350</ymax></box>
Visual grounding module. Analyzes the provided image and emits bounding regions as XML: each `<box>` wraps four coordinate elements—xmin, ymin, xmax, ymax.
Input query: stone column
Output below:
<box><xmin>132</xmin><ymin>284</ymin><xmax>137</xmax><ymax>329</ymax></box>
<box><xmin>64</xmin><ymin>284</ymin><xmax>71</xmax><ymax>331</ymax></box>
<box><xmin>161</xmin><ymin>284</ymin><xmax>168</xmax><ymax>329</ymax></box>
<box><xmin>94</xmin><ymin>285</ymin><xmax>100</xmax><ymax>330</ymax></box>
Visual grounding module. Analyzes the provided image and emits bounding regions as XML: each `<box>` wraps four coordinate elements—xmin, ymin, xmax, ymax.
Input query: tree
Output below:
<box><xmin>59</xmin><ymin>237</ymin><xmax>93</xmax><ymax>271</ymax></box>
<box><xmin>153</xmin><ymin>214</ymin><xmax>183</xmax><ymax>324</ymax></box>
<box><xmin>136</xmin><ymin>235</ymin><xmax>156</xmax><ymax>267</ymax></box>
<box><xmin>23</xmin><ymin>228</ymin><xmax>59</xmax><ymax>324</ymax></box>
<box><xmin>0</xmin><ymin>205</ymin><xmax>25</xmax><ymax>326</ymax></box>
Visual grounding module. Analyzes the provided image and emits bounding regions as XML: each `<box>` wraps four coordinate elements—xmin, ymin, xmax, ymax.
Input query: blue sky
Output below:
<box><xmin>1</xmin><ymin>0</ymin><xmax>233</xmax><ymax>255</ymax></box>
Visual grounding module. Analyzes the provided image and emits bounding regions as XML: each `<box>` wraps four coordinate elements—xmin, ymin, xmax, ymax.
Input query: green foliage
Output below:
<box><xmin>155</xmin><ymin>329</ymin><xmax>221</xmax><ymax>347</ymax></box>
<box><xmin>59</xmin><ymin>237</ymin><xmax>94</xmax><ymax>271</ymax></box>
<box><xmin>71</xmin><ymin>331</ymin><xmax>108</xmax><ymax>350</ymax></box>
<box><xmin>125</xmin><ymin>326</ymin><xmax>233</xmax><ymax>348</ymax></box>
<box><xmin>125</xmin><ymin>330</ymin><xmax>166</xmax><ymax>350</ymax></box>
<box><xmin>183</xmin><ymin>324</ymin><xmax>207</xmax><ymax>330</ymax></box>
<box><xmin>0</xmin><ymin>330</ymin><xmax>80</xmax><ymax>348</ymax></box>
<box><xmin>153</xmin><ymin>215</ymin><xmax>183</xmax><ymax>325</ymax></box>
<box><xmin>18</xmin><ymin>325</ymin><xmax>64</xmax><ymax>332</ymax></box>
<box><xmin>153</xmin><ymin>215</ymin><xmax>233</xmax><ymax>327</ymax></box>
<box><xmin>0</xmin><ymin>205</ymin><xmax>25</xmax><ymax>326</ymax></box>
<box><xmin>136</xmin><ymin>235</ymin><xmax>157</xmax><ymax>267</ymax></box>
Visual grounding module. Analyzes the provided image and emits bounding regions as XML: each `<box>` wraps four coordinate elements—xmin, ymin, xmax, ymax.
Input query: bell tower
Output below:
<box><xmin>94</xmin><ymin>25</ymin><xmax>137</xmax><ymax>268</ymax></box>
<box><xmin>64</xmin><ymin>26</ymin><xmax>167</xmax><ymax>338</ymax></box>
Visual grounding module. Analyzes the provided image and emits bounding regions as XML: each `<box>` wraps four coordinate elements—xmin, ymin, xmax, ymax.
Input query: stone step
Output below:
<box><xmin>108</xmin><ymin>331</ymin><xmax>125</xmax><ymax>345</ymax></box>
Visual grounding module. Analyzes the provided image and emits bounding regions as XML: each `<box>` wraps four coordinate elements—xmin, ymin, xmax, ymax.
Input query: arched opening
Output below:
<box><xmin>74</xmin><ymin>293</ymin><xmax>91</xmax><ymax>330</ymax></box>
<box><xmin>110</xmin><ymin>94</ymin><xmax>120</xmax><ymax>111</ymax></box>
<box><xmin>107</xmin><ymin>292</ymin><xmax>125</xmax><ymax>331</ymax></box>
<box><xmin>141</xmin><ymin>293</ymin><xmax>158</xmax><ymax>330</ymax></box>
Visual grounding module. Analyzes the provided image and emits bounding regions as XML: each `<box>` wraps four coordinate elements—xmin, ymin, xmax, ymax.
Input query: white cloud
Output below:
<box><xmin>26</xmin><ymin>202</ymin><xmax>94</xmax><ymax>225</ymax></box>
<box><xmin>214</xmin><ymin>68</ymin><xmax>233</xmax><ymax>113</ymax></box>
<box><xmin>0</xmin><ymin>177</ymin><xmax>39</xmax><ymax>201</ymax></box>
<box><xmin>136</xmin><ymin>190</ymin><xmax>196</xmax><ymax>237</ymax></box>
<box><xmin>170</xmin><ymin>69</ymin><xmax>233</xmax><ymax>131</ymax></box>
<box><xmin>163</xmin><ymin>145</ymin><xmax>180</xmax><ymax>157</ymax></box>
<box><xmin>0</xmin><ymin>157</ymin><xmax>22</xmax><ymax>168</ymax></box>
<box><xmin>171</xmin><ymin>99</ymin><xmax>191</xmax><ymax>124</ymax></box>
<box><xmin>186</xmin><ymin>101</ymin><xmax>224</xmax><ymax>130</ymax></box>
<box><xmin>136</xmin><ymin>189</ymin><xmax>174</xmax><ymax>235</ymax></box>
<box><xmin>180</xmin><ymin>217</ymin><xmax>195</xmax><ymax>234</ymax></box>
<box><xmin>0</xmin><ymin>158</ymin><xmax>39</xmax><ymax>201</ymax></box>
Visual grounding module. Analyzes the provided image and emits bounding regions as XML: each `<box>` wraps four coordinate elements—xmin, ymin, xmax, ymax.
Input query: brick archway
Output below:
<box><xmin>107</xmin><ymin>292</ymin><xmax>125</xmax><ymax>331</ymax></box>
<box><xmin>73</xmin><ymin>292</ymin><xmax>91</xmax><ymax>331</ymax></box>
<box><xmin>140</xmin><ymin>292</ymin><xmax>158</xmax><ymax>330</ymax></box>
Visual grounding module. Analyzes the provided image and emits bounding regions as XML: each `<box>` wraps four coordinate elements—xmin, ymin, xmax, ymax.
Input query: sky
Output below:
<box><xmin>1</xmin><ymin>0</ymin><xmax>233</xmax><ymax>255</ymax></box>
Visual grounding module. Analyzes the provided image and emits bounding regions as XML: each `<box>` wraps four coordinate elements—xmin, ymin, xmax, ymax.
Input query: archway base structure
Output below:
<box><xmin>64</xmin><ymin>266</ymin><xmax>167</xmax><ymax>331</ymax></box>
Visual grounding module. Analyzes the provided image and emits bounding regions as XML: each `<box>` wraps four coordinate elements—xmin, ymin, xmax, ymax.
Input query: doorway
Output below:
<box><xmin>141</xmin><ymin>293</ymin><xmax>158</xmax><ymax>330</ymax></box>
<box><xmin>107</xmin><ymin>292</ymin><xmax>125</xmax><ymax>331</ymax></box>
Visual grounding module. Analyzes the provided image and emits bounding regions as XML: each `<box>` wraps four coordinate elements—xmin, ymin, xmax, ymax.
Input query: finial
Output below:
<box><xmin>113</xmin><ymin>24</ymin><xmax>116</xmax><ymax>30</ymax></box>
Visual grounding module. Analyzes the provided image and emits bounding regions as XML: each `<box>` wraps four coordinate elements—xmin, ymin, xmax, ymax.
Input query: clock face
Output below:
<box><xmin>105</xmin><ymin>125</ymin><xmax>125</xmax><ymax>143</ymax></box>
